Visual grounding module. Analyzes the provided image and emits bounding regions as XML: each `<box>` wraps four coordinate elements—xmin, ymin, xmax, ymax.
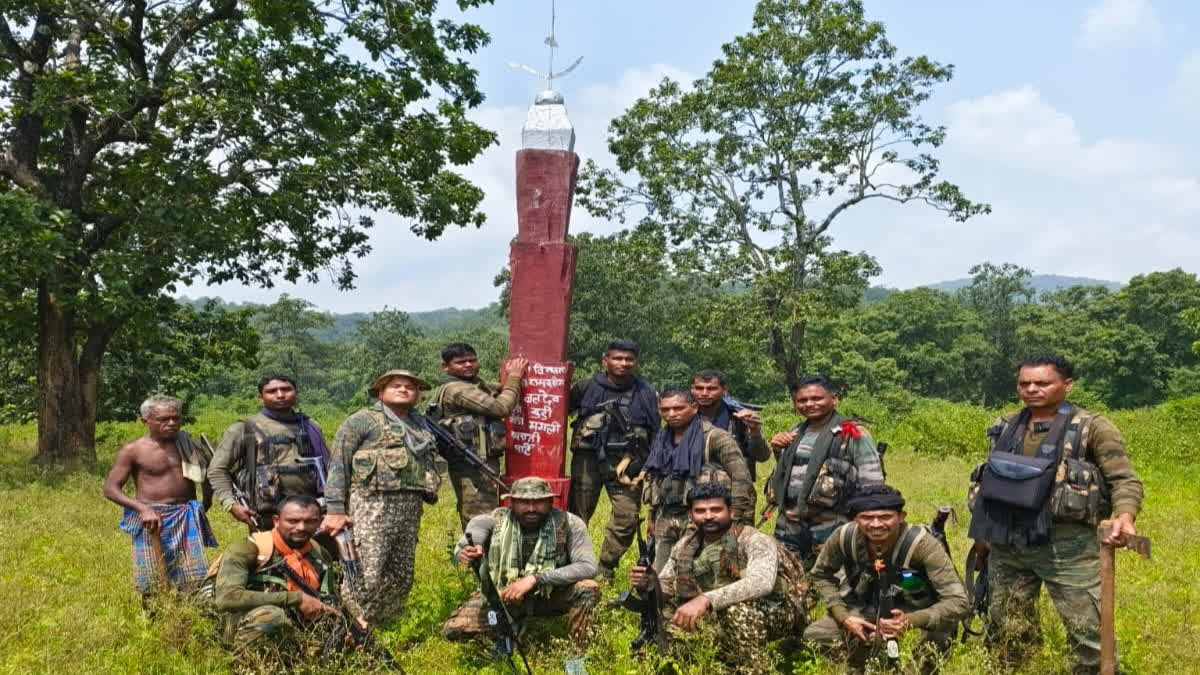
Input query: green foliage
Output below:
<box><xmin>577</xmin><ymin>0</ymin><xmax>988</xmax><ymax>383</ymax></box>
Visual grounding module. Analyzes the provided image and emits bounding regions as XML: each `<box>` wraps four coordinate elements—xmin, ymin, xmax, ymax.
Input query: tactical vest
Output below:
<box><xmin>237</xmin><ymin>414</ymin><xmax>321</xmax><ymax>511</ymax></box>
<box><xmin>200</xmin><ymin>532</ymin><xmax>334</xmax><ymax>599</ymax></box>
<box><xmin>839</xmin><ymin>523</ymin><xmax>939</xmax><ymax>612</ymax></box>
<box><xmin>648</xmin><ymin>426</ymin><xmax>733</xmax><ymax>513</ymax></box>
<box><xmin>349</xmin><ymin>409</ymin><xmax>441</xmax><ymax>500</ymax></box>
<box><xmin>427</xmin><ymin>380</ymin><xmax>507</xmax><ymax>460</ymax></box>
<box><xmin>968</xmin><ymin>407</ymin><xmax>1111</xmax><ymax>526</ymax></box>
<box><xmin>571</xmin><ymin>394</ymin><xmax>637</xmax><ymax>449</ymax></box>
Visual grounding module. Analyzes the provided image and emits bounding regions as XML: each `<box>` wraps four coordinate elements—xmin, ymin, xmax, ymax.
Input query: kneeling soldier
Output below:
<box><xmin>444</xmin><ymin>477</ymin><xmax>599</xmax><ymax>671</ymax></box>
<box><xmin>805</xmin><ymin>485</ymin><xmax>968</xmax><ymax>674</ymax></box>
<box><xmin>213</xmin><ymin>496</ymin><xmax>341</xmax><ymax>651</ymax></box>
<box><xmin>630</xmin><ymin>482</ymin><xmax>811</xmax><ymax>675</ymax></box>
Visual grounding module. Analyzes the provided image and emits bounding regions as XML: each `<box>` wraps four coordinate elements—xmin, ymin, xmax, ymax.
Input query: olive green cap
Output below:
<box><xmin>502</xmin><ymin>476</ymin><xmax>558</xmax><ymax>501</ymax></box>
<box><xmin>369</xmin><ymin>369</ymin><xmax>432</xmax><ymax>396</ymax></box>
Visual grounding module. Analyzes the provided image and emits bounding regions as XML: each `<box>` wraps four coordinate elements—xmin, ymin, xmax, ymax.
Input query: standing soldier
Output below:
<box><xmin>643</xmin><ymin>388</ymin><xmax>754</xmax><ymax>571</ymax></box>
<box><xmin>968</xmin><ymin>355</ymin><xmax>1144</xmax><ymax>674</ymax></box>
<box><xmin>691</xmin><ymin>369</ymin><xmax>771</xmax><ymax>484</ymax></box>
<box><xmin>568</xmin><ymin>339</ymin><xmax>660</xmax><ymax>580</ymax></box>
<box><xmin>104</xmin><ymin>395</ymin><xmax>217</xmax><ymax>603</ymax></box>
<box><xmin>428</xmin><ymin>343</ymin><xmax>529</xmax><ymax>529</ymax></box>
<box><xmin>321</xmin><ymin>369</ymin><xmax>441</xmax><ymax>626</ymax></box>
<box><xmin>208</xmin><ymin>375</ymin><xmax>330</xmax><ymax>531</ymax></box>
<box><xmin>766</xmin><ymin>376</ymin><xmax>884</xmax><ymax>568</ymax></box>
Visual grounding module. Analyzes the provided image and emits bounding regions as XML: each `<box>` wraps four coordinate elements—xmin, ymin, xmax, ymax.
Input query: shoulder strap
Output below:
<box><xmin>891</xmin><ymin>525</ymin><xmax>928</xmax><ymax>569</ymax></box>
<box><xmin>841</xmin><ymin>522</ymin><xmax>860</xmax><ymax>579</ymax></box>
<box><xmin>241</xmin><ymin>419</ymin><xmax>258</xmax><ymax>503</ymax></box>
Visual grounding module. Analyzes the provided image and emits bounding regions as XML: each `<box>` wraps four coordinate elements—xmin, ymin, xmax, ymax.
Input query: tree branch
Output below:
<box><xmin>1</xmin><ymin>150</ymin><xmax>47</xmax><ymax>195</ymax></box>
<box><xmin>0</xmin><ymin>16</ymin><xmax>27</xmax><ymax>62</ymax></box>
<box><xmin>153</xmin><ymin>0</ymin><xmax>236</xmax><ymax>86</ymax></box>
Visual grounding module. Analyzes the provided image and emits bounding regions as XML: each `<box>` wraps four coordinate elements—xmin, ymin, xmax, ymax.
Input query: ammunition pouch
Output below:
<box><xmin>807</xmin><ymin>455</ymin><xmax>857</xmax><ymax>511</ymax></box>
<box><xmin>1049</xmin><ymin>456</ymin><xmax>1110</xmax><ymax>525</ymax></box>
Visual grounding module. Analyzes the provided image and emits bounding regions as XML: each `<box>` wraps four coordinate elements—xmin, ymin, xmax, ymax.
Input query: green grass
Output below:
<box><xmin>2</xmin><ymin>399</ymin><xmax>1196</xmax><ymax>674</ymax></box>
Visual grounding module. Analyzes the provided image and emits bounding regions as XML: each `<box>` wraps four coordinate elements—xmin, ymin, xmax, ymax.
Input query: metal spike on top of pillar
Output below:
<box><xmin>501</xmin><ymin>0</ymin><xmax>583</xmax><ymax>508</ymax></box>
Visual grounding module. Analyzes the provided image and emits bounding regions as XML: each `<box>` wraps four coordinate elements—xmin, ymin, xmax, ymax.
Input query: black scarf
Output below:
<box><xmin>645</xmin><ymin>415</ymin><xmax>705</xmax><ymax>479</ymax></box>
<box><xmin>968</xmin><ymin>403</ymin><xmax>1073</xmax><ymax>546</ymax></box>
<box><xmin>577</xmin><ymin>373</ymin><xmax>660</xmax><ymax>429</ymax></box>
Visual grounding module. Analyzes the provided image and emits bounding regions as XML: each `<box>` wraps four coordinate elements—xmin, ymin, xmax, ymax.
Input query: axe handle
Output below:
<box><xmin>149</xmin><ymin>533</ymin><xmax>172</xmax><ymax>592</ymax></box>
<box><xmin>1099</xmin><ymin>531</ymin><xmax>1116</xmax><ymax>675</ymax></box>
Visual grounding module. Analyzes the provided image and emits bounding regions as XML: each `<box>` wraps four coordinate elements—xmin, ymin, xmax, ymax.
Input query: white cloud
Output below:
<box><xmin>1142</xmin><ymin>176</ymin><xmax>1200</xmax><ymax>214</ymax></box>
<box><xmin>947</xmin><ymin>85</ymin><xmax>1171</xmax><ymax>179</ymax></box>
<box><xmin>1077</xmin><ymin>0</ymin><xmax>1164</xmax><ymax>49</ymax></box>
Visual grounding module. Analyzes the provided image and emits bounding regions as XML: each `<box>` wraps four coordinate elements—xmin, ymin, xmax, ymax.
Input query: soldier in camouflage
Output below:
<box><xmin>630</xmin><ymin>482</ymin><xmax>811</xmax><ymax>675</ymax></box>
<box><xmin>443</xmin><ymin>477</ymin><xmax>598</xmax><ymax>672</ymax></box>
<box><xmin>212</xmin><ymin>496</ymin><xmax>342</xmax><ymax>652</ymax></box>
<box><xmin>428</xmin><ymin>343</ymin><xmax>529</xmax><ymax>530</ymax></box>
<box><xmin>806</xmin><ymin>485</ymin><xmax>969</xmax><ymax>674</ymax></box>
<box><xmin>643</xmin><ymin>387</ymin><xmax>755</xmax><ymax>571</ymax></box>
<box><xmin>208</xmin><ymin>375</ymin><xmax>330</xmax><ymax>531</ymax></box>
<box><xmin>320</xmin><ymin>369</ymin><xmax>441</xmax><ymax>626</ymax></box>
<box><xmin>968</xmin><ymin>354</ymin><xmax>1144</xmax><ymax>675</ymax></box>
<box><xmin>691</xmin><ymin>369</ymin><xmax>771</xmax><ymax>487</ymax></box>
<box><xmin>766</xmin><ymin>375</ymin><xmax>884</xmax><ymax>568</ymax></box>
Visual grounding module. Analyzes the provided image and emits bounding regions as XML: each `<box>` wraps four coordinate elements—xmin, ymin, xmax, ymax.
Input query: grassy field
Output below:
<box><xmin>1</xmin><ymin>397</ymin><xmax>1196</xmax><ymax>674</ymax></box>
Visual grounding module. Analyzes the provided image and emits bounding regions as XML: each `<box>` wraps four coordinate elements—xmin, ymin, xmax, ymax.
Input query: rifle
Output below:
<box><xmin>929</xmin><ymin>506</ymin><xmax>955</xmax><ymax>557</ymax></box>
<box><xmin>592</xmin><ymin>399</ymin><xmax>647</xmax><ymax>481</ymax></box>
<box><xmin>465</xmin><ymin>532</ymin><xmax>533</xmax><ymax>674</ymax></box>
<box><xmin>609</xmin><ymin>519</ymin><xmax>667</xmax><ymax>652</ymax></box>
<box><xmin>721</xmin><ymin>395</ymin><xmax>763</xmax><ymax>413</ymax></box>
<box><xmin>334</xmin><ymin>526</ymin><xmax>362</xmax><ymax>594</ymax></box>
<box><xmin>201</xmin><ymin>433</ymin><xmax>268</xmax><ymax>532</ymax></box>
<box><xmin>277</xmin><ymin>563</ymin><xmax>401</xmax><ymax>670</ymax></box>
<box><xmin>418</xmin><ymin>416</ymin><xmax>507</xmax><ymax>491</ymax></box>
<box><xmin>962</xmin><ymin>544</ymin><xmax>990</xmax><ymax>638</ymax></box>
<box><xmin>872</xmin><ymin>558</ymin><xmax>902</xmax><ymax>669</ymax></box>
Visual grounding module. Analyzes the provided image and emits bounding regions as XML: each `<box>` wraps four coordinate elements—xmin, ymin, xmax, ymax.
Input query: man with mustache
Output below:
<box><xmin>630</xmin><ymin>482</ymin><xmax>811</xmax><ymax>674</ymax></box>
<box><xmin>805</xmin><ymin>485</ymin><xmax>968</xmax><ymax>674</ymax></box>
<box><xmin>443</xmin><ymin>477</ymin><xmax>598</xmax><ymax>674</ymax></box>
<box><xmin>691</xmin><ymin>369</ymin><xmax>771</xmax><ymax>485</ymax></box>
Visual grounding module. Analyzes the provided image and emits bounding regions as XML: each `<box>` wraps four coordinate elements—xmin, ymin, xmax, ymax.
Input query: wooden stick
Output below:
<box><xmin>149</xmin><ymin>532</ymin><xmax>172</xmax><ymax>593</ymax></box>
<box><xmin>1099</xmin><ymin>531</ymin><xmax>1116</xmax><ymax>675</ymax></box>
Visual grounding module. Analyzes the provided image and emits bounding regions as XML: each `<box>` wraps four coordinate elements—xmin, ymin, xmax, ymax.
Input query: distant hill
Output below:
<box><xmin>863</xmin><ymin>274</ymin><xmax>1122</xmax><ymax>304</ymax></box>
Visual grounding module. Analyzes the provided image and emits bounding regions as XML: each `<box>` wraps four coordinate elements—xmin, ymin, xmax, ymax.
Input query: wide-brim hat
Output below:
<box><xmin>502</xmin><ymin>476</ymin><xmax>559</xmax><ymax>501</ymax></box>
<box><xmin>369</xmin><ymin>369</ymin><xmax>432</xmax><ymax>396</ymax></box>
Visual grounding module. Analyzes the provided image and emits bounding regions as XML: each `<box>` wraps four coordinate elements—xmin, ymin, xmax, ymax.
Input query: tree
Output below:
<box><xmin>958</xmin><ymin>263</ymin><xmax>1034</xmax><ymax>405</ymax></box>
<box><xmin>0</xmin><ymin>0</ymin><xmax>497</xmax><ymax>462</ymax></box>
<box><xmin>251</xmin><ymin>294</ymin><xmax>336</xmax><ymax>394</ymax></box>
<box><xmin>342</xmin><ymin>307</ymin><xmax>425</xmax><ymax>399</ymax></box>
<box><xmin>576</xmin><ymin>0</ymin><xmax>988</xmax><ymax>384</ymax></box>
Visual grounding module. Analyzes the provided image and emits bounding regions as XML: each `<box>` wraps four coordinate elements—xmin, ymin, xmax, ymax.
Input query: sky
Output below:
<box><xmin>206</xmin><ymin>0</ymin><xmax>1200</xmax><ymax>313</ymax></box>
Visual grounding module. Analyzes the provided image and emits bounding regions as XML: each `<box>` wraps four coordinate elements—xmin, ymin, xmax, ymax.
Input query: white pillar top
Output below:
<box><xmin>522</xmin><ymin>90</ymin><xmax>575</xmax><ymax>152</ymax></box>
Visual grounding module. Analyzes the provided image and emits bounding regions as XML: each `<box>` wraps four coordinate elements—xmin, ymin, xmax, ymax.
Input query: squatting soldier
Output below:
<box><xmin>321</xmin><ymin>369</ymin><xmax>441</xmax><ymax>626</ymax></box>
<box><xmin>104</xmin><ymin>395</ymin><xmax>216</xmax><ymax>603</ymax></box>
<box><xmin>428</xmin><ymin>343</ymin><xmax>529</xmax><ymax>529</ymax></box>
<box><xmin>806</xmin><ymin>485</ymin><xmax>969</xmax><ymax>674</ymax></box>
<box><xmin>212</xmin><ymin>496</ymin><xmax>341</xmax><ymax>651</ymax></box>
<box><xmin>643</xmin><ymin>387</ymin><xmax>754</xmax><ymax>570</ymax></box>
<box><xmin>568</xmin><ymin>339</ymin><xmax>660</xmax><ymax>579</ymax></box>
<box><xmin>629</xmin><ymin>482</ymin><xmax>811</xmax><ymax>675</ymax></box>
<box><xmin>208</xmin><ymin>375</ymin><xmax>330</xmax><ymax>530</ymax></box>
<box><xmin>767</xmin><ymin>375</ymin><xmax>884</xmax><ymax>567</ymax></box>
<box><xmin>691</xmin><ymin>369</ymin><xmax>770</xmax><ymax>485</ymax></box>
<box><xmin>968</xmin><ymin>354</ymin><xmax>1144</xmax><ymax>674</ymax></box>
<box><xmin>443</xmin><ymin>477</ymin><xmax>599</xmax><ymax>673</ymax></box>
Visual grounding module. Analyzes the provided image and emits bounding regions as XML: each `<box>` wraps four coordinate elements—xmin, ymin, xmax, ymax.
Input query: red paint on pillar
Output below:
<box><xmin>503</xmin><ymin>148</ymin><xmax>580</xmax><ymax>510</ymax></box>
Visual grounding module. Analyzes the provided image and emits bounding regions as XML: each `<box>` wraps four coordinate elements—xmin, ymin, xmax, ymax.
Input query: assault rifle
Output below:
<box><xmin>720</xmin><ymin>395</ymin><xmax>763</xmax><ymax>413</ymax></box>
<box><xmin>334</xmin><ymin>526</ymin><xmax>362</xmax><ymax>594</ymax></box>
<box><xmin>417</xmin><ymin>415</ymin><xmax>507</xmax><ymax>491</ymax></box>
<box><xmin>963</xmin><ymin>544</ymin><xmax>990</xmax><ymax>638</ymax></box>
<box><xmin>465</xmin><ymin>532</ymin><xmax>532</xmax><ymax>674</ymax></box>
<box><xmin>593</xmin><ymin>399</ymin><xmax>647</xmax><ymax>481</ymax></box>
<box><xmin>873</xmin><ymin>558</ymin><xmax>902</xmax><ymax>669</ymax></box>
<box><xmin>277</xmin><ymin>563</ymin><xmax>401</xmax><ymax>670</ymax></box>
<box><xmin>610</xmin><ymin>519</ymin><xmax>667</xmax><ymax>653</ymax></box>
<box><xmin>201</xmin><ymin>433</ymin><xmax>268</xmax><ymax>532</ymax></box>
<box><xmin>930</xmin><ymin>506</ymin><xmax>955</xmax><ymax>556</ymax></box>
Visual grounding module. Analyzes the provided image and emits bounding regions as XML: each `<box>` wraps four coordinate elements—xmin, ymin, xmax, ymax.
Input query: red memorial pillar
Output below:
<box><xmin>503</xmin><ymin>90</ymin><xmax>579</xmax><ymax>510</ymax></box>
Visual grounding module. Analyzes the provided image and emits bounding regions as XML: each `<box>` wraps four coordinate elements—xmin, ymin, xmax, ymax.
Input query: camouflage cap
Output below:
<box><xmin>369</xmin><ymin>369</ymin><xmax>432</xmax><ymax>396</ymax></box>
<box><xmin>502</xmin><ymin>476</ymin><xmax>558</xmax><ymax>501</ymax></box>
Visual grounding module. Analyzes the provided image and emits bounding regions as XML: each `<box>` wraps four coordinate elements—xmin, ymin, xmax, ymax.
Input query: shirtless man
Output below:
<box><xmin>103</xmin><ymin>395</ymin><xmax>217</xmax><ymax>600</ymax></box>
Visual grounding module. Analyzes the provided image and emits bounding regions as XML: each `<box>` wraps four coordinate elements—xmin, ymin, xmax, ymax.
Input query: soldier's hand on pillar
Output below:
<box><xmin>1102</xmin><ymin>513</ymin><xmax>1137</xmax><ymax>547</ymax></box>
<box><xmin>229</xmin><ymin>504</ymin><xmax>258</xmax><ymax>528</ymax></box>
<box><xmin>320</xmin><ymin>514</ymin><xmax>351</xmax><ymax>536</ymax></box>
<box><xmin>501</xmin><ymin>575</ymin><xmax>538</xmax><ymax>604</ymax></box>
<box><xmin>457</xmin><ymin>544</ymin><xmax>484</xmax><ymax>565</ymax></box>
<box><xmin>769</xmin><ymin>431</ymin><xmax>797</xmax><ymax>451</ymax></box>
<box><xmin>841</xmin><ymin>615</ymin><xmax>877</xmax><ymax>643</ymax></box>
<box><xmin>671</xmin><ymin>595</ymin><xmax>712</xmax><ymax>632</ymax></box>
<box><xmin>506</xmin><ymin>358</ymin><xmax>530</xmax><ymax>379</ymax></box>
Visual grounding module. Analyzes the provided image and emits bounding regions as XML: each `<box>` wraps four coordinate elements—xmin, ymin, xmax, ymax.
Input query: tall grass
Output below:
<box><xmin>2</xmin><ymin>395</ymin><xmax>1196</xmax><ymax>673</ymax></box>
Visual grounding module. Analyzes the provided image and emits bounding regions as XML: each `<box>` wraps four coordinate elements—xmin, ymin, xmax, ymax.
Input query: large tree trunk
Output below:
<box><xmin>32</xmin><ymin>283</ymin><xmax>111</xmax><ymax>465</ymax></box>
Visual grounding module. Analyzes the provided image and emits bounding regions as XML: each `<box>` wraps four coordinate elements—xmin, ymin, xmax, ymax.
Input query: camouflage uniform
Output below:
<box><xmin>659</xmin><ymin>524</ymin><xmax>811</xmax><ymax>674</ymax></box>
<box><xmin>805</xmin><ymin>521</ymin><xmax>969</xmax><ymax>671</ymax></box>
<box><xmin>212</xmin><ymin>534</ymin><xmax>336</xmax><ymax>650</ymax></box>
<box><xmin>646</xmin><ymin>421</ymin><xmax>755</xmax><ymax>571</ymax></box>
<box><xmin>326</xmin><ymin>401</ymin><xmax>440</xmax><ymax>626</ymax></box>
<box><xmin>700</xmin><ymin>401</ymin><xmax>771</xmax><ymax>484</ymax></box>
<box><xmin>974</xmin><ymin>408</ymin><xmax>1143</xmax><ymax>674</ymax></box>
<box><xmin>429</xmin><ymin>376</ymin><xmax>520</xmax><ymax>529</ymax></box>
<box><xmin>208</xmin><ymin>412</ymin><xmax>324</xmax><ymax>525</ymax></box>
<box><xmin>767</xmin><ymin>412</ymin><xmax>884</xmax><ymax>568</ymax></box>
<box><xmin>567</xmin><ymin>375</ymin><xmax>659</xmax><ymax>573</ymax></box>
<box><xmin>443</xmin><ymin>504</ymin><xmax>599</xmax><ymax>653</ymax></box>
